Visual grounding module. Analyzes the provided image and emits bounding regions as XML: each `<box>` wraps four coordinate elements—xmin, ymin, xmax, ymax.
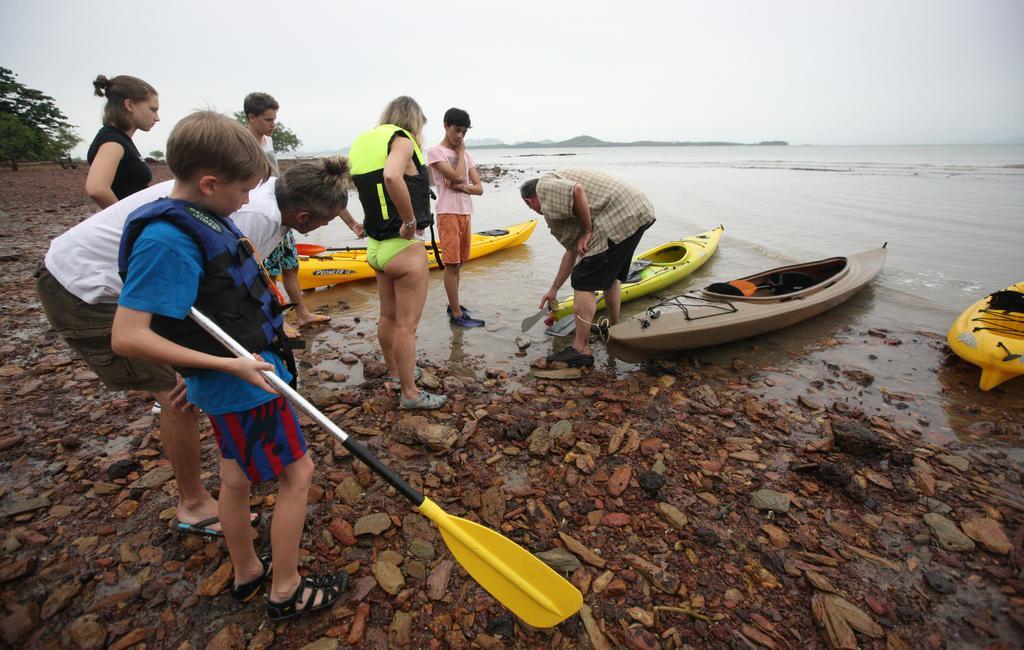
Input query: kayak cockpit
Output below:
<box><xmin>703</xmin><ymin>257</ymin><xmax>849</xmax><ymax>301</ymax></box>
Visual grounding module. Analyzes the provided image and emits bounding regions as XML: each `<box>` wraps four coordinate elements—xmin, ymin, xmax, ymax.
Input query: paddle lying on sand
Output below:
<box><xmin>188</xmin><ymin>307</ymin><xmax>583</xmax><ymax>628</ymax></box>
<box><xmin>295</xmin><ymin>243</ymin><xmax>365</xmax><ymax>256</ymax></box>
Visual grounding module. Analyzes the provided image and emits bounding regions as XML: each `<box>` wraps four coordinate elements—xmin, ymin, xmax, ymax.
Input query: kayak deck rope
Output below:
<box><xmin>972</xmin><ymin>308</ymin><xmax>1024</xmax><ymax>337</ymax></box>
<box><xmin>639</xmin><ymin>294</ymin><xmax>738</xmax><ymax>330</ymax></box>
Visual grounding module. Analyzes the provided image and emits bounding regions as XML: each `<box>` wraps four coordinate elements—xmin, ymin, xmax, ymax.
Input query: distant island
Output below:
<box><xmin>466</xmin><ymin>135</ymin><xmax>788</xmax><ymax>148</ymax></box>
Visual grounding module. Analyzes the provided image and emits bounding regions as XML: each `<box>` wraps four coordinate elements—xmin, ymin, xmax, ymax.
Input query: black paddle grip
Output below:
<box><xmin>342</xmin><ymin>437</ymin><xmax>424</xmax><ymax>506</ymax></box>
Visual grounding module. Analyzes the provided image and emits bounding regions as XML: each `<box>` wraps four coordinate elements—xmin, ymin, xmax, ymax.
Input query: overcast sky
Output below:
<box><xmin>3</xmin><ymin>0</ymin><xmax>1022</xmax><ymax>157</ymax></box>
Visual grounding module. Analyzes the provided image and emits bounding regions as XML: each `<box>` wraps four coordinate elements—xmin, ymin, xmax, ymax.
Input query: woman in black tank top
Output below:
<box><xmin>85</xmin><ymin>75</ymin><xmax>160</xmax><ymax>208</ymax></box>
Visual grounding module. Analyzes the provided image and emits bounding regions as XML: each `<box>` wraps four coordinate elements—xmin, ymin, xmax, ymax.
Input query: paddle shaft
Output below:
<box><xmin>188</xmin><ymin>308</ymin><xmax>424</xmax><ymax>506</ymax></box>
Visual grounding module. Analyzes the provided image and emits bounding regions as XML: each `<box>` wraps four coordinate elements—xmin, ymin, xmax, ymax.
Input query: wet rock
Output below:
<box><xmin>109</xmin><ymin>628</ymin><xmax>153</xmax><ymax>650</ymax></box>
<box><xmin>935</xmin><ymin>453</ymin><xmax>970</xmax><ymax>472</ymax></box>
<box><xmin>637</xmin><ymin>471</ymin><xmax>665</xmax><ymax>497</ymax></box>
<box><xmin>558</xmin><ymin>532</ymin><xmax>606</xmax><ymax>568</ymax></box>
<box><xmin>372</xmin><ymin>560</ymin><xmax>405</xmax><ymax>595</ymax></box>
<box><xmin>526</xmin><ymin>425</ymin><xmax>555</xmax><ymax>456</ymax></box>
<box><xmin>427</xmin><ymin>559</ymin><xmax>454</xmax><ymax>600</ymax></box>
<box><xmin>361</xmin><ymin>359</ymin><xmax>387</xmax><ymax>379</ymax></box>
<box><xmin>657</xmin><ymin>502</ymin><xmax>688</xmax><ymax>529</ymax></box>
<box><xmin>353</xmin><ymin>513</ymin><xmax>392</xmax><ymax>536</ymax></box>
<box><xmin>579</xmin><ymin>604</ymin><xmax>614</xmax><ymax>650</ymax></box>
<box><xmin>0</xmin><ymin>556</ymin><xmax>36</xmax><ymax>582</ymax></box>
<box><xmin>328</xmin><ymin>518</ymin><xmax>357</xmax><ymax>546</ymax></box>
<box><xmin>842</xmin><ymin>368</ymin><xmax>875</xmax><ymax>386</ymax></box>
<box><xmin>811</xmin><ymin>593</ymin><xmax>883</xmax><ymax>649</ymax></box>
<box><xmin>688</xmin><ymin>384</ymin><xmax>720</xmax><ymax>408</ymax></box>
<box><xmin>0</xmin><ymin>496</ymin><xmax>51</xmax><ymax>519</ymax></box>
<box><xmin>532</xmin><ymin>367</ymin><xmax>582</xmax><ymax>380</ymax></box>
<box><xmin>389</xmin><ymin>611</ymin><xmax>413</xmax><ymax>648</ymax></box>
<box><xmin>514</xmin><ymin>336</ymin><xmax>531</xmax><ymax>350</ymax></box>
<box><xmin>626</xmin><ymin>554</ymin><xmax>680</xmax><ymax>594</ymax></box>
<box><xmin>480</xmin><ymin>487</ymin><xmax>505</xmax><ymax>527</ymax></box>
<box><xmin>407</xmin><ymin>538</ymin><xmax>435</xmax><ymax>560</ymax></box>
<box><xmin>961</xmin><ymin>518</ymin><xmax>1012</xmax><ymax>554</ymax></box>
<box><xmin>106</xmin><ymin>459</ymin><xmax>142</xmax><ymax>480</ymax></box>
<box><xmin>607</xmin><ymin>465</ymin><xmax>632</xmax><ymax>497</ymax></box>
<box><xmin>923</xmin><ymin>570</ymin><xmax>956</xmax><ymax>594</ymax></box>
<box><xmin>2</xmin><ymin>602</ymin><xmax>39</xmax><ymax>645</ymax></box>
<box><xmin>751</xmin><ymin>489</ymin><xmax>790</xmax><ymax>513</ymax></box>
<box><xmin>205</xmin><ymin>623</ymin><xmax>245</xmax><ymax>649</ymax></box>
<box><xmin>196</xmin><ymin>561</ymin><xmax>232</xmax><ymax>596</ymax></box>
<box><xmin>621</xmin><ymin>627</ymin><xmax>661</xmax><ymax>650</ymax></box>
<box><xmin>69</xmin><ymin>613</ymin><xmax>107</xmax><ymax>650</ymax></box>
<box><xmin>922</xmin><ymin>513</ymin><xmax>975</xmax><ymax>552</ymax></box>
<box><xmin>833</xmin><ymin>419</ymin><xmax>891</xmax><ymax>456</ymax></box>
<box><xmin>537</xmin><ymin>547</ymin><xmax>581</xmax><ymax>573</ymax></box>
<box><xmin>41</xmin><ymin>579</ymin><xmax>81</xmax><ymax>619</ymax></box>
<box><xmin>298</xmin><ymin>640</ymin><xmax>339</xmax><ymax>650</ymax></box>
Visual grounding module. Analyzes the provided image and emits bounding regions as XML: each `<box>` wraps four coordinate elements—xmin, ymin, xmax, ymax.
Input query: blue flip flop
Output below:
<box><xmin>169</xmin><ymin>512</ymin><xmax>262</xmax><ymax>537</ymax></box>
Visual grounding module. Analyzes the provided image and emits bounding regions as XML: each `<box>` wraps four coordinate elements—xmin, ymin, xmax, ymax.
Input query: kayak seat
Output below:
<box><xmin>769</xmin><ymin>272</ymin><xmax>817</xmax><ymax>295</ymax></box>
<box><xmin>706</xmin><ymin>282</ymin><xmax>745</xmax><ymax>296</ymax></box>
<box><xmin>476</xmin><ymin>229</ymin><xmax>509</xmax><ymax>237</ymax></box>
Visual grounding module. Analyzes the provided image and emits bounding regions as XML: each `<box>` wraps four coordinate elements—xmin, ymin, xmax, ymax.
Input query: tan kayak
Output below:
<box><xmin>607</xmin><ymin>245</ymin><xmax>887</xmax><ymax>362</ymax></box>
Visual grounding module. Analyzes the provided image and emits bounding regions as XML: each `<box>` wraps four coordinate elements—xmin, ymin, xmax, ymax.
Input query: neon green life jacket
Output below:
<box><xmin>348</xmin><ymin>125</ymin><xmax>432</xmax><ymax>239</ymax></box>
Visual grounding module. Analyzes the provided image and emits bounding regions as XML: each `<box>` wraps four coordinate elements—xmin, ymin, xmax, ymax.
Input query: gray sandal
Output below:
<box><xmin>399</xmin><ymin>390</ymin><xmax>447</xmax><ymax>410</ymax></box>
<box><xmin>385</xmin><ymin>367</ymin><xmax>422</xmax><ymax>388</ymax></box>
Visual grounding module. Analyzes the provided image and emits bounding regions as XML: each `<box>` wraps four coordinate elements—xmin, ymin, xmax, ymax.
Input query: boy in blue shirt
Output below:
<box><xmin>112</xmin><ymin>111</ymin><xmax>346</xmax><ymax>620</ymax></box>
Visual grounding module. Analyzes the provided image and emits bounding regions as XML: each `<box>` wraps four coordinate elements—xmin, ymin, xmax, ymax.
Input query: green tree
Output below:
<box><xmin>149</xmin><ymin>150</ymin><xmax>165</xmax><ymax>161</ymax></box>
<box><xmin>233</xmin><ymin>111</ymin><xmax>303</xmax><ymax>153</ymax></box>
<box><xmin>0</xmin><ymin>67</ymin><xmax>82</xmax><ymax>169</ymax></box>
<box><xmin>0</xmin><ymin>113</ymin><xmax>41</xmax><ymax>170</ymax></box>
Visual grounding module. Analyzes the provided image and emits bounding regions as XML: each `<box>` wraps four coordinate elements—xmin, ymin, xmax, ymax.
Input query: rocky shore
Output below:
<box><xmin>1</xmin><ymin>164</ymin><xmax>1022</xmax><ymax>649</ymax></box>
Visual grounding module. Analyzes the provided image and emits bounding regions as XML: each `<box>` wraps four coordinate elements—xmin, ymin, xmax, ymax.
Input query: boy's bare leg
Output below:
<box><xmin>269</xmin><ymin>454</ymin><xmax>320</xmax><ymax>604</ymax></box>
<box><xmin>218</xmin><ymin>459</ymin><xmax>263</xmax><ymax>585</ymax></box>
<box><xmin>443</xmin><ymin>263</ymin><xmax>462</xmax><ymax>317</ymax></box>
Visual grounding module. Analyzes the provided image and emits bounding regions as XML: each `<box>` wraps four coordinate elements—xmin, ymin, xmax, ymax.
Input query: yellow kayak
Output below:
<box><xmin>552</xmin><ymin>225</ymin><xmax>724</xmax><ymax>319</ymax></box>
<box><xmin>296</xmin><ymin>220</ymin><xmax>537</xmax><ymax>290</ymax></box>
<box><xmin>947</xmin><ymin>281</ymin><xmax>1024</xmax><ymax>391</ymax></box>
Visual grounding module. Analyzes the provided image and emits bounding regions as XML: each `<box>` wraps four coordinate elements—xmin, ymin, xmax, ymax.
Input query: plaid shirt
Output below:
<box><xmin>536</xmin><ymin>169</ymin><xmax>655</xmax><ymax>258</ymax></box>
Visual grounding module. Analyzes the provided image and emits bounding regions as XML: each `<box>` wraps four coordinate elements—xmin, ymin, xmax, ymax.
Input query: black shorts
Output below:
<box><xmin>570</xmin><ymin>225</ymin><xmax>649</xmax><ymax>292</ymax></box>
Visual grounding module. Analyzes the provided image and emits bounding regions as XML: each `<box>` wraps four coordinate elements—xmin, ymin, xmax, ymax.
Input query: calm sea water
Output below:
<box><xmin>300</xmin><ymin>145</ymin><xmax>1024</xmax><ymax>444</ymax></box>
<box><xmin>306</xmin><ymin>144</ymin><xmax>1023</xmax><ymax>329</ymax></box>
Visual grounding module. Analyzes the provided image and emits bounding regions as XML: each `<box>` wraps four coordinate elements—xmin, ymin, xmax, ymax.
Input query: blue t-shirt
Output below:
<box><xmin>119</xmin><ymin>219</ymin><xmax>292</xmax><ymax>415</ymax></box>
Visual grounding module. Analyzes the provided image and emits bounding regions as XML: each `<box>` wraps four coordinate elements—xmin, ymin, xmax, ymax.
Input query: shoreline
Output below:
<box><xmin>1</xmin><ymin>164</ymin><xmax>1022</xmax><ymax>648</ymax></box>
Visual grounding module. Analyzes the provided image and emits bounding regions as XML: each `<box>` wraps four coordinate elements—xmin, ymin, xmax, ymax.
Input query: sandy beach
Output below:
<box><xmin>1</xmin><ymin>162</ymin><xmax>1022</xmax><ymax>649</ymax></box>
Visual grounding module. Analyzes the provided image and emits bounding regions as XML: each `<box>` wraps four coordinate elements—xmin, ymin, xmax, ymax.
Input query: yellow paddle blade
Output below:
<box><xmin>418</xmin><ymin>499</ymin><xmax>582</xmax><ymax>628</ymax></box>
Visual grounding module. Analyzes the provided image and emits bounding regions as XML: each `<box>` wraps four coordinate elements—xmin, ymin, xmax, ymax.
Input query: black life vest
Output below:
<box><xmin>118</xmin><ymin>198</ymin><xmax>289</xmax><ymax>376</ymax></box>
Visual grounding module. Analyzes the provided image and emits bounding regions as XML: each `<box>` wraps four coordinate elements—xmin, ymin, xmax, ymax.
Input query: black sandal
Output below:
<box><xmin>230</xmin><ymin>554</ymin><xmax>272</xmax><ymax>603</ymax></box>
<box><xmin>266</xmin><ymin>571</ymin><xmax>348</xmax><ymax>621</ymax></box>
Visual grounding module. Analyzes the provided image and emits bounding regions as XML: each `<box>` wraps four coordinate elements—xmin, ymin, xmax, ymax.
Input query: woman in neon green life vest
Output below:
<box><xmin>349</xmin><ymin>96</ymin><xmax>446</xmax><ymax>410</ymax></box>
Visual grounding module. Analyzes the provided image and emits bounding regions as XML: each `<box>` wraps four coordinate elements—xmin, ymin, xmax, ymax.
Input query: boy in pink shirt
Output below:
<box><xmin>427</xmin><ymin>108</ymin><xmax>485</xmax><ymax>327</ymax></box>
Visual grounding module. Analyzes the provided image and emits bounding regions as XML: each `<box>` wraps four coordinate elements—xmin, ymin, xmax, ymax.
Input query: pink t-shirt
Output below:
<box><xmin>427</xmin><ymin>144</ymin><xmax>475</xmax><ymax>215</ymax></box>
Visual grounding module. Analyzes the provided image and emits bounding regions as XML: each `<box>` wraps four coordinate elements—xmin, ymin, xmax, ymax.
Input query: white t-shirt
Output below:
<box><xmin>44</xmin><ymin>179</ymin><xmax>287</xmax><ymax>304</ymax></box>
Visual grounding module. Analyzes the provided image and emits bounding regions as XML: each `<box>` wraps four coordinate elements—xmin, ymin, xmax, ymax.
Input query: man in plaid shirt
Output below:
<box><xmin>521</xmin><ymin>169</ymin><xmax>655</xmax><ymax>366</ymax></box>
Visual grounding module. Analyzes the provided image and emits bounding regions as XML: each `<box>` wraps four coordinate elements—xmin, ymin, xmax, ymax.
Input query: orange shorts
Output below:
<box><xmin>437</xmin><ymin>213</ymin><xmax>472</xmax><ymax>264</ymax></box>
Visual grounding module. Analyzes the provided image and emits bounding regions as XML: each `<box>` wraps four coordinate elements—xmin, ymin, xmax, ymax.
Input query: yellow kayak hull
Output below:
<box><xmin>296</xmin><ymin>220</ymin><xmax>537</xmax><ymax>290</ymax></box>
<box><xmin>947</xmin><ymin>281</ymin><xmax>1024</xmax><ymax>391</ymax></box>
<box><xmin>552</xmin><ymin>225</ymin><xmax>724</xmax><ymax>320</ymax></box>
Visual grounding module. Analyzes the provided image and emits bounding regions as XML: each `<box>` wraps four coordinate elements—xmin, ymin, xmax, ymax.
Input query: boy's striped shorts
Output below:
<box><xmin>208</xmin><ymin>396</ymin><xmax>307</xmax><ymax>482</ymax></box>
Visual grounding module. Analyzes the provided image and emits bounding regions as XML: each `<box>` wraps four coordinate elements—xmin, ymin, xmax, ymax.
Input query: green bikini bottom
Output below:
<box><xmin>366</xmin><ymin>237</ymin><xmax>416</xmax><ymax>272</ymax></box>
